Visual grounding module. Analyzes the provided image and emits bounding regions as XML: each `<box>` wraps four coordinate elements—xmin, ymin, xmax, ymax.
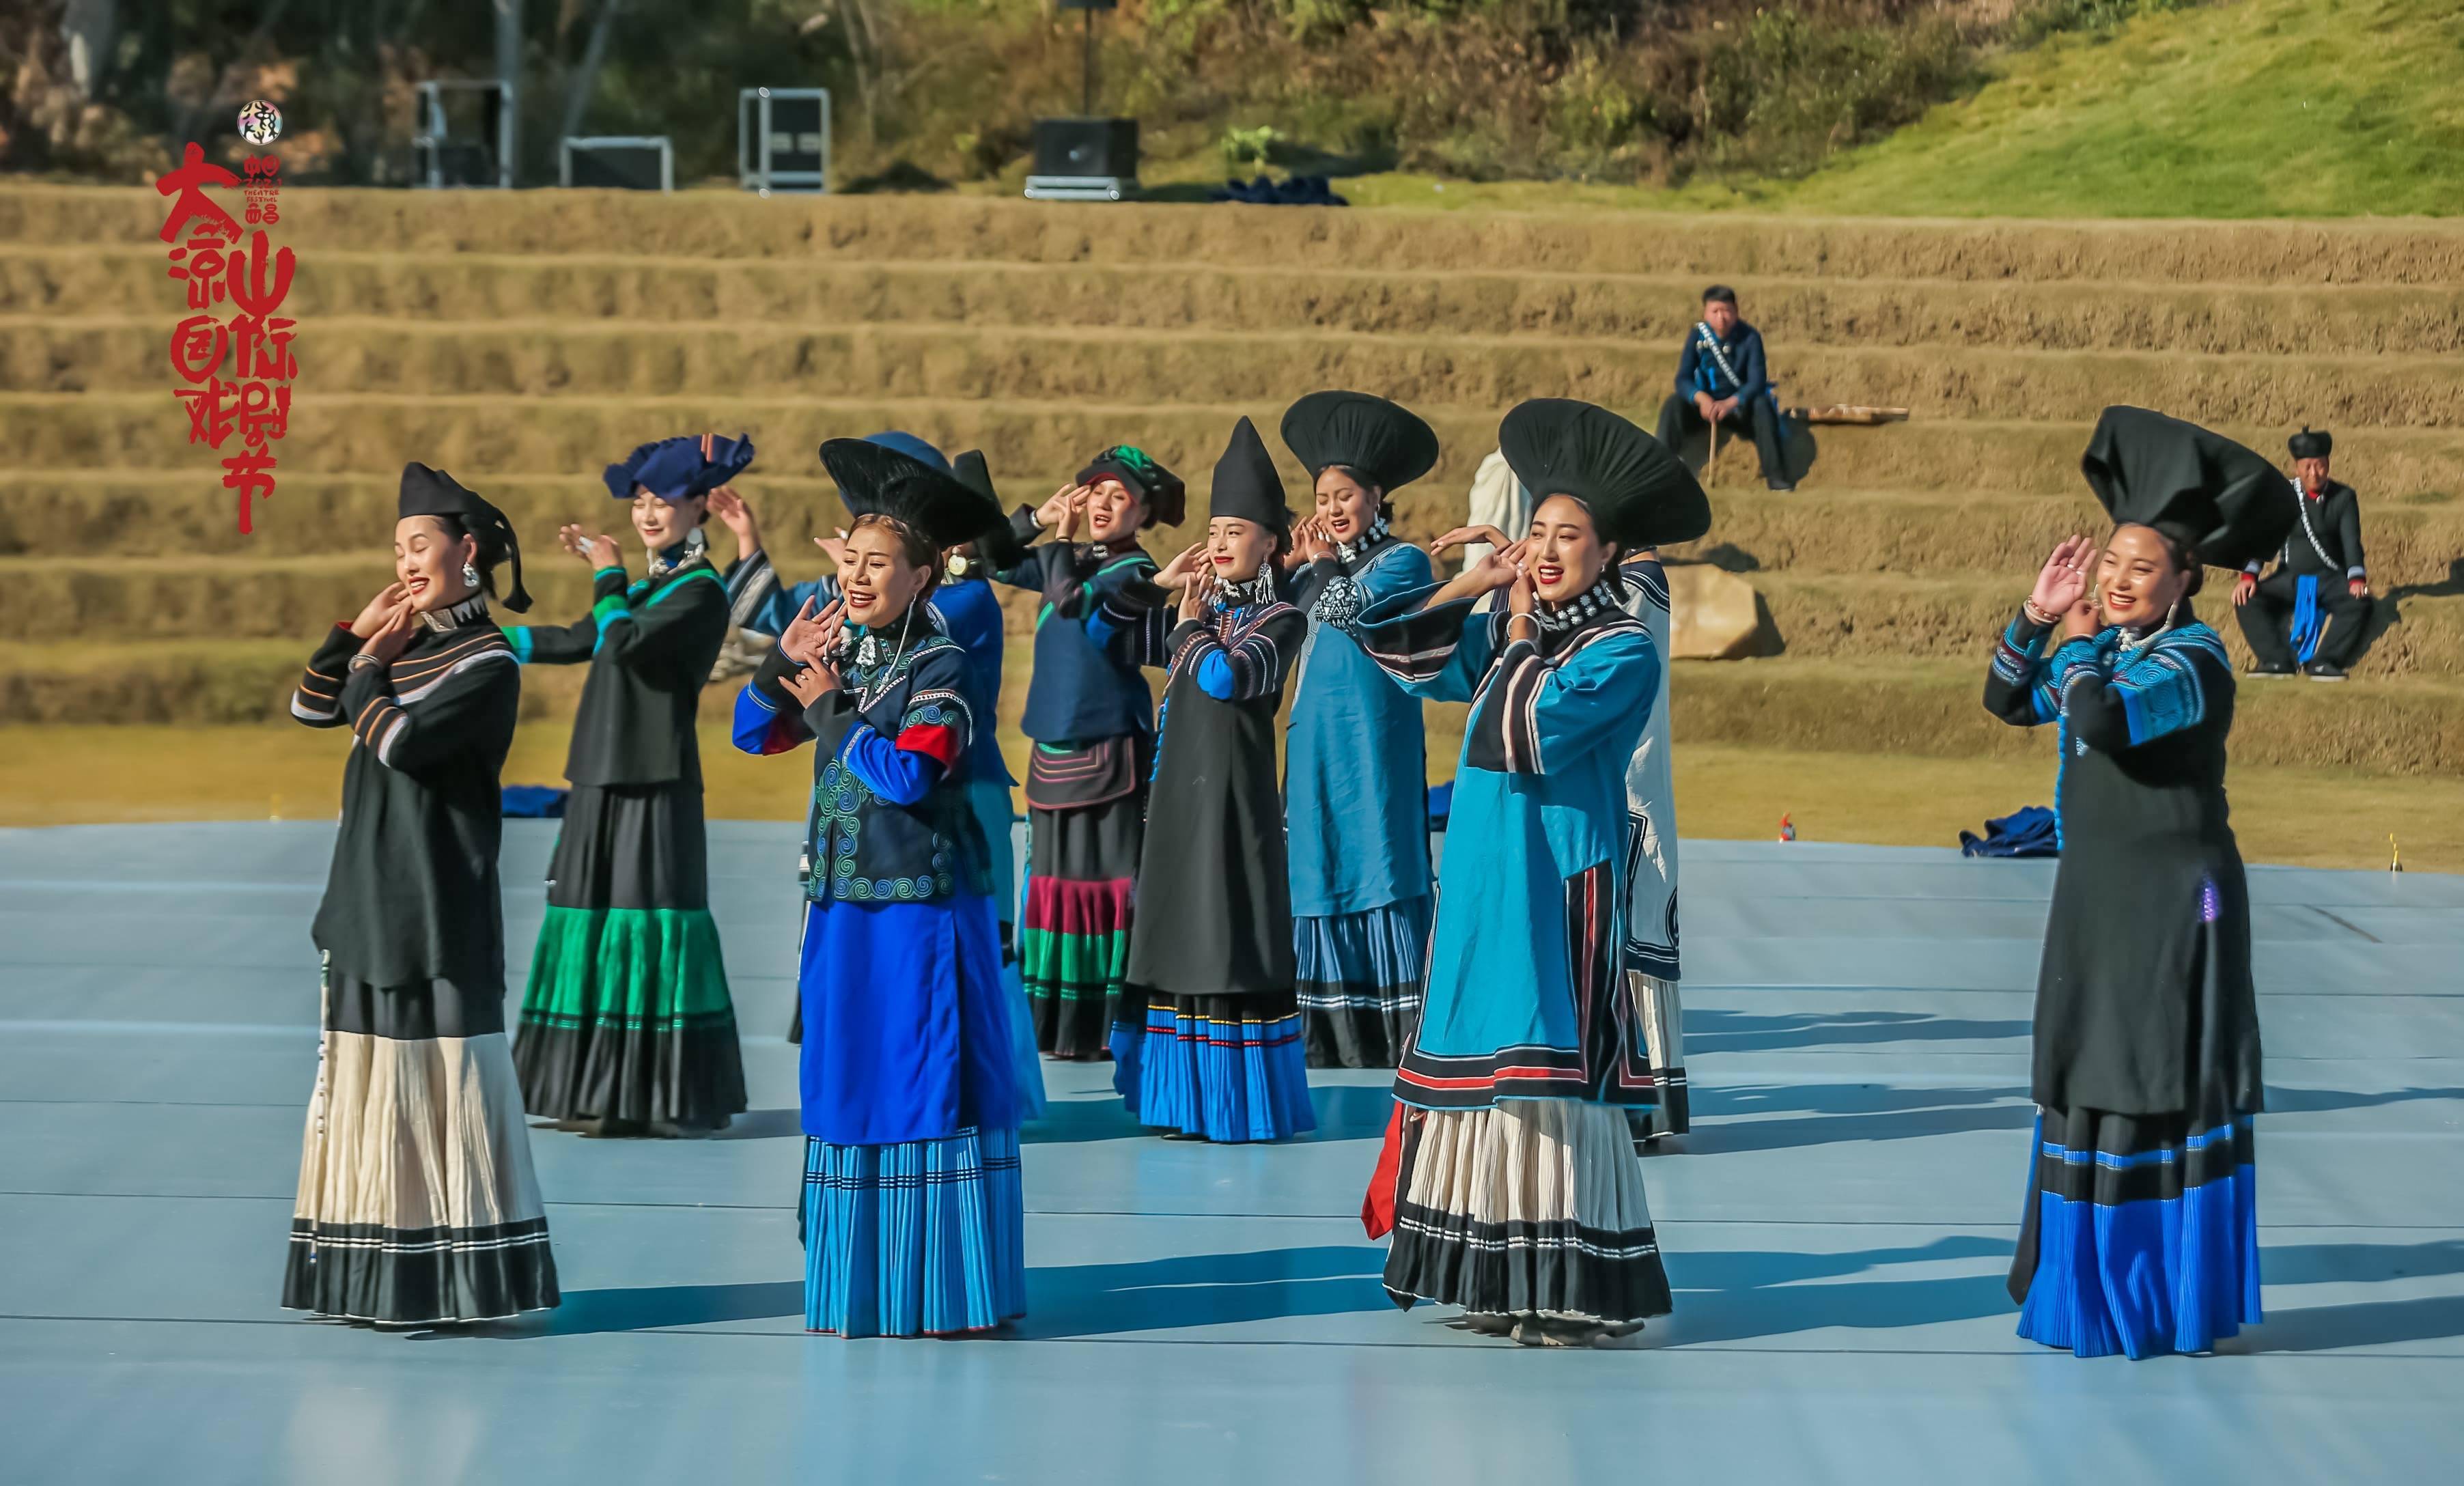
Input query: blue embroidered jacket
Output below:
<box><xmin>731</xmin><ymin>630</ymin><xmax>992</xmax><ymax>906</ymax></box>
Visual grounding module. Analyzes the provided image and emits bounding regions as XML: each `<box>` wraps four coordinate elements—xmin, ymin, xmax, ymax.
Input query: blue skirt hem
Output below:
<box><xmin>1121</xmin><ymin>1000</ymin><xmax>1317</xmax><ymax>1143</ymax></box>
<box><xmin>800</xmin><ymin>1126</ymin><xmax>1028</xmax><ymax>1338</ymax></box>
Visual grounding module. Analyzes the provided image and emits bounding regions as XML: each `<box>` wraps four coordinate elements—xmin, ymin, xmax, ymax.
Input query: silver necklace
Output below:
<box><xmin>2116</xmin><ymin>605</ymin><xmax>2179</xmax><ymax>660</ymax></box>
<box><xmin>1534</xmin><ymin>575</ymin><xmax>1618</xmax><ymax>633</ymax></box>
<box><xmin>1333</xmin><ymin>515</ymin><xmax>1391</xmax><ymax>565</ymax></box>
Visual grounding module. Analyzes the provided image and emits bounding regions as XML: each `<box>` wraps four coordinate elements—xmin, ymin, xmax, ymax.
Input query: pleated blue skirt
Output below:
<box><xmin>800</xmin><ymin>1125</ymin><xmax>1027</xmax><ymax>1337</ymax></box>
<box><xmin>2011</xmin><ymin>1107</ymin><xmax>2262</xmax><ymax>1359</ymax></box>
<box><xmin>1293</xmin><ymin>895</ymin><xmax>1433</xmax><ymax>1069</ymax></box>
<box><xmin>1112</xmin><ymin>994</ymin><xmax>1317</xmax><ymax>1143</ymax></box>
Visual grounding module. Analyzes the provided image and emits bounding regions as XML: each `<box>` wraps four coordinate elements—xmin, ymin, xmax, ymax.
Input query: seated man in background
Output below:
<box><xmin>1655</xmin><ymin>284</ymin><xmax>1792</xmax><ymax>491</ymax></box>
<box><xmin>2235</xmin><ymin>426</ymin><xmax>2371</xmax><ymax>681</ymax></box>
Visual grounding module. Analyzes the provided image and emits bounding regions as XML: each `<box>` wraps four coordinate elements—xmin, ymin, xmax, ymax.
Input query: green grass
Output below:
<box><xmin>1771</xmin><ymin>0</ymin><xmax>2464</xmax><ymax>218</ymax></box>
<box><xmin>1145</xmin><ymin>0</ymin><xmax>2464</xmax><ymax>219</ymax></box>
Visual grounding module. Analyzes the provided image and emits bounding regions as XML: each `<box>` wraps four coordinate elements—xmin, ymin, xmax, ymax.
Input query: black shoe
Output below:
<box><xmin>2303</xmin><ymin>662</ymin><xmax>2348</xmax><ymax>682</ymax></box>
<box><xmin>1765</xmin><ymin>479</ymin><xmax>1795</xmax><ymax>492</ymax></box>
<box><xmin>2249</xmin><ymin>660</ymin><xmax>2296</xmax><ymax>677</ymax></box>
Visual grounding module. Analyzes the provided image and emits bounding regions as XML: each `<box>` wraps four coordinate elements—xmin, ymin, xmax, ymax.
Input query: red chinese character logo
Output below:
<box><xmin>156</xmin><ymin>143</ymin><xmax>239</xmax><ymax>244</ymax></box>
<box><xmin>226</xmin><ymin>229</ymin><xmax>294</xmax><ymax>318</ymax></box>
<box><xmin>223</xmin><ymin>451</ymin><xmax>277</xmax><ymax>535</ymax></box>
<box><xmin>169</xmin><ymin>314</ymin><xmax>229</xmax><ymax>384</ymax></box>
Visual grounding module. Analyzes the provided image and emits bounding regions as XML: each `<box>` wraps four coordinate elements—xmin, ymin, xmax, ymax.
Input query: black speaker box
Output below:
<box><xmin>1032</xmin><ymin>117</ymin><xmax>1138</xmax><ymax>180</ymax></box>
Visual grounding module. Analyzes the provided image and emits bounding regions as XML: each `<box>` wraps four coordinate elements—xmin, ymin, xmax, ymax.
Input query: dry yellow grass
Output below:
<box><xmin>2</xmin><ymin>724</ymin><xmax>2449</xmax><ymax>875</ymax></box>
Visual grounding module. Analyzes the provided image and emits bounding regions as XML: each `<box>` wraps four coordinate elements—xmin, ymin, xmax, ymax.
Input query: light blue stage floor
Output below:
<box><xmin>4</xmin><ymin>823</ymin><xmax>2461</xmax><ymax>1484</ymax></box>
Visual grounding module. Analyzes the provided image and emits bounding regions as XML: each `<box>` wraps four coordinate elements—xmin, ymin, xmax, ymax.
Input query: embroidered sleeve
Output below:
<box><xmin>1174</xmin><ymin>606</ymin><xmax>1304</xmax><ymax>702</ymax></box>
<box><xmin>894</xmin><ymin>687</ymin><xmax>974</xmax><ymax>772</ymax></box>
<box><xmin>1465</xmin><ymin>623</ymin><xmax>1656</xmax><ymax>776</ymax></box>
<box><xmin>1983</xmin><ymin>607</ymin><xmax>2063</xmax><ymax>727</ymax></box>
<box><xmin>337</xmin><ymin>639</ymin><xmax>518</xmax><ymax>774</ymax></box>
<box><xmin>292</xmin><ymin>624</ymin><xmax>360</xmax><ymax>726</ymax></box>
<box><xmin>723</xmin><ymin>548</ymin><xmax>778</xmax><ymax>630</ymax></box>
<box><xmin>1085</xmin><ymin>557</ymin><xmax>1173</xmax><ymax>668</ymax></box>
<box><xmin>1354</xmin><ymin>582</ymin><xmax>1495</xmax><ymax>704</ymax></box>
<box><xmin>2061</xmin><ymin>630</ymin><xmax>2230</xmax><ymax>753</ymax></box>
<box><xmin>733</xmin><ymin>563</ymin><xmax>841</xmax><ymax>641</ymax></box>
<box><xmin>731</xmin><ymin>646</ymin><xmax>814</xmax><ymax>757</ymax></box>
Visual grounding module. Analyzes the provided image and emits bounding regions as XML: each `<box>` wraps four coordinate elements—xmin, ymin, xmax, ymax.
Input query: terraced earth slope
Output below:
<box><xmin>1</xmin><ymin>186</ymin><xmax>2458</xmax><ymax>780</ymax></box>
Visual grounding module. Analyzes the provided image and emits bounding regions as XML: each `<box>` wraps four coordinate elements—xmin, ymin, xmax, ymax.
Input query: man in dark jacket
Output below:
<box><xmin>1654</xmin><ymin>285</ymin><xmax>1791</xmax><ymax>491</ymax></box>
<box><xmin>2234</xmin><ymin>426</ymin><xmax>2372</xmax><ymax>680</ymax></box>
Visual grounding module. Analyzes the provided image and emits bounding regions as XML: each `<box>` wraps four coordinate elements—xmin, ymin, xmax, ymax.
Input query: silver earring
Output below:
<box><xmin>462</xmin><ymin>562</ymin><xmax>481</xmax><ymax>591</ymax></box>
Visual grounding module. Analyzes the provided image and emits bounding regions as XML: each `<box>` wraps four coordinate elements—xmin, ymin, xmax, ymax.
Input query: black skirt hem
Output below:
<box><xmin>1299</xmin><ymin>1003</ymin><xmax>1420</xmax><ymax>1069</ymax></box>
<box><xmin>1382</xmin><ymin>1204</ymin><xmax>1674</xmax><ymax>1323</ymax></box>
<box><xmin>281</xmin><ymin>1218</ymin><xmax>561</xmax><ymax>1325</ymax></box>
<box><xmin>511</xmin><ymin>1022</ymin><xmax>749</xmax><ymax>1127</ymax></box>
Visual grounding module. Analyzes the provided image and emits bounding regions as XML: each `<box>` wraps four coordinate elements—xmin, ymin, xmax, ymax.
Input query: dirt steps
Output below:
<box><xmin>3</xmin><ymin>185</ymin><xmax>2452</xmax><ymax>776</ymax></box>
<box><xmin>11</xmin><ymin>187</ymin><xmax>2463</xmax><ymax>283</ymax></box>
<box><xmin>12</xmin><ymin>392</ymin><xmax>2463</xmax><ymax>501</ymax></box>
<box><xmin>14</xmin><ymin>318</ymin><xmax>2461</xmax><ymax>434</ymax></box>
<box><xmin>14</xmin><ymin>249</ymin><xmax>2461</xmax><ymax>355</ymax></box>
<box><xmin>1744</xmin><ymin>570</ymin><xmax>2464</xmax><ymax>677</ymax></box>
<box><xmin>17</xmin><ymin>476</ymin><xmax>2463</xmax><ymax>595</ymax></box>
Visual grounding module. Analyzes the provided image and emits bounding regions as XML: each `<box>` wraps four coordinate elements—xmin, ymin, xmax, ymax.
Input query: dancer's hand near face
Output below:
<box><xmin>2030</xmin><ymin>535</ymin><xmax>2095</xmax><ymax>619</ymax></box>
<box><xmin>1155</xmin><ymin>541</ymin><xmax>1208</xmax><ymax>593</ymax></box>
<box><xmin>561</xmin><ymin>524</ymin><xmax>623</xmax><ymax>571</ymax></box>
<box><xmin>350</xmin><ymin>583</ymin><xmax>408</xmax><ymax>639</ymax></box>
<box><xmin>1179</xmin><ymin>563</ymin><xmax>1216</xmax><ymax>624</ymax></box>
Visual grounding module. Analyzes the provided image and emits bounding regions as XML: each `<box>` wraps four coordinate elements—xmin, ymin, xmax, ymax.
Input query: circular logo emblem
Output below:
<box><xmin>237</xmin><ymin>100</ymin><xmax>283</xmax><ymax>147</ymax></box>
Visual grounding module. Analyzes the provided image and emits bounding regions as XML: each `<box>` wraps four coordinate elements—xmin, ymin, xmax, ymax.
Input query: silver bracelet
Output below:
<box><xmin>348</xmin><ymin>651</ymin><xmax>383</xmax><ymax>672</ymax></box>
<box><xmin>2021</xmin><ymin>599</ymin><xmax>2056</xmax><ymax>628</ymax></box>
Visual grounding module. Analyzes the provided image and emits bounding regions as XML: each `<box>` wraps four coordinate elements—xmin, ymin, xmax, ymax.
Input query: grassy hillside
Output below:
<box><xmin>1772</xmin><ymin>0</ymin><xmax>2464</xmax><ymax>217</ymax></box>
<box><xmin>1326</xmin><ymin>0</ymin><xmax>2464</xmax><ymax>216</ymax></box>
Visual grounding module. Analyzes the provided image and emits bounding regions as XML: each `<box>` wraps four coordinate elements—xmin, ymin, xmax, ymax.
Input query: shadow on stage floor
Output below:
<box><xmin>1020</xmin><ymin>1245</ymin><xmax>1390</xmax><ymax>1339</ymax></box>
<box><xmin>1685</xmin><ymin>1007</ymin><xmax>2032</xmax><ymax>1054</ymax></box>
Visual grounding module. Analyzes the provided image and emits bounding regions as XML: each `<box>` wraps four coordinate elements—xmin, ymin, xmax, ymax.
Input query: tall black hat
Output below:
<box><xmin>397</xmin><ymin>462</ymin><xmax>531</xmax><ymax>612</ymax></box>
<box><xmin>951</xmin><ymin>449</ymin><xmax>1027</xmax><ymax>570</ymax></box>
<box><xmin>818</xmin><ymin>436</ymin><xmax>1000</xmax><ymax>551</ymax></box>
<box><xmin>1496</xmin><ymin>398</ymin><xmax>1711</xmax><ymax>549</ymax></box>
<box><xmin>2288</xmin><ymin>426</ymin><xmax>2333</xmax><ymax>461</ymax></box>
<box><xmin>2080</xmin><ymin>406</ymin><xmax>2295</xmax><ymax>571</ymax></box>
<box><xmin>1076</xmin><ymin>445</ymin><xmax>1187</xmax><ymax>529</ymax></box>
<box><xmin>1279</xmin><ymin>391</ymin><xmax>1441</xmax><ymax>494</ymax></box>
<box><xmin>604</xmin><ymin>432</ymin><xmax>756</xmax><ymax>503</ymax></box>
<box><xmin>1208</xmin><ymin>417</ymin><xmax>1290</xmax><ymax>537</ymax></box>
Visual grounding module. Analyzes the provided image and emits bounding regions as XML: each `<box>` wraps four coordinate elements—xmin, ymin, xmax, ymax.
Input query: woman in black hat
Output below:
<box><xmin>1985</xmin><ymin>406</ymin><xmax>2288</xmax><ymax>1360</ymax></box>
<box><xmin>507</xmin><ymin>434</ymin><xmax>751</xmax><ymax>1138</ymax></box>
<box><xmin>1109</xmin><ymin>417</ymin><xmax>1317</xmax><ymax>1142</ymax></box>
<box><xmin>1355</xmin><ymin>400</ymin><xmax>1704</xmax><ymax>1346</ymax></box>
<box><xmin>729</xmin><ymin>437</ymin><xmax>1027</xmax><ymax>1337</ymax></box>
<box><xmin>282</xmin><ymin>463</ymin><xmax>559</xmax><ymax>1326</ymax></box>
<box><xmin>1277</xmin><ymin>392</ymin><xmax>1441</xmax><ymax>1069</ymax></box>
<box><xmin>994</xmin><ymin>445</ymin><xmax>1188</xmax><ymax>1059</ymax></box>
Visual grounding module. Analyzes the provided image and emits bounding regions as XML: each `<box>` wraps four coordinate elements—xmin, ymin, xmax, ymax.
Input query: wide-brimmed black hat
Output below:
<box><xmin>1076</xmin><ymin>445</ymin><xmax>1187</xmax><ymax>529</ymax></box>
<box><xmin>950</xmin><ymin>449</ymin><xmax>1027</xmax><ymax>570</ymax></box>
<box><xmin>2288</xmin><ymin>426</ymin><xmax>2333</xmax><ymax>461</ymax></box>
<box><xmin>1280</xmin><ymin>391</ymin><xmax>1440</xmax><ymax>494</ymax></box>
<box><xmin>1208</xmin><ymin>417</ymin><xmax>1291</xmax><ymax>537</ymax></box>
<box><xmin>2080</xmin><ymin>406</ymin><xmax>2295</xmax><ymax>571</ymax></box>
<box><xmin>398</xmin><ymin>462</ymin><xmax>531</xmax><ymax>611</ymax></box>
<box><xmin>820</xmin><ymin>437</ymin><xmax>1002</xmax><ymax>551</ymax></box>
<box><xmin>1496</xmin><ymin>398</ymin><xmax>1711</xmax><ymax>549</ymax></box>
